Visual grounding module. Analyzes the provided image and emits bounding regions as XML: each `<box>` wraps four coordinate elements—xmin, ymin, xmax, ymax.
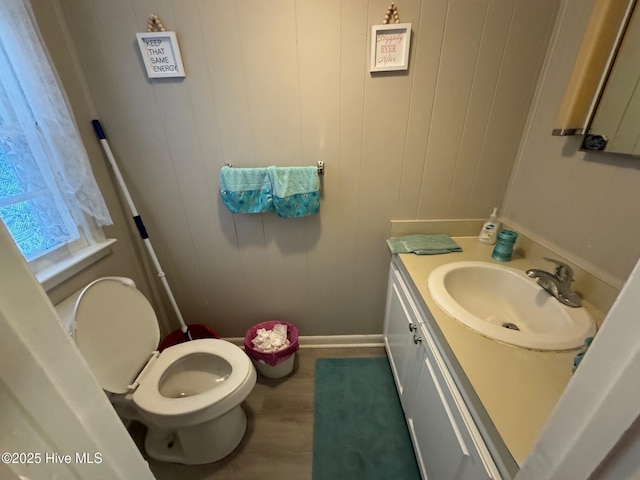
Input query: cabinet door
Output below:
<box><xmin>409</xmin><ymin>324</ymin><xmax>497</xmax><ymax>480</ymax></box>
<box><xmin>385</xmin><ymin>262</ymin><xmax>500</xmax><ymax>480</ymax></box>
<box><xmin>384</xmin><ymin>265</ymin><xmax>421</xmax><ymax>409</ymax></box>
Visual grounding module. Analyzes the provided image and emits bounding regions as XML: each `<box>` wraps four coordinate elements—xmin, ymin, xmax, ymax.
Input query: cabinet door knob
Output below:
<box><xmin>413</xmin><ymin>335</ymin><xmax>422</xmax><ymax>344</ymax></box>
<box><xmin>408</xmin><ymin>323</ymin><xmax>417</xmax><ymax>332</ymax></box>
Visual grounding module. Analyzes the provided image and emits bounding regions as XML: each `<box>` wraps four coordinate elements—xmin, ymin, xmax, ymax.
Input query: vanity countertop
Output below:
<box><xmin>394</xmin><ymin>236</ymin><xmax>605</xmax><ymax>467</ymax></box>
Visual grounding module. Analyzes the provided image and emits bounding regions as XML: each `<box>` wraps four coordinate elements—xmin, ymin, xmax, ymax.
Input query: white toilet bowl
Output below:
<box><xmin>59</xmin><ymin>276</ymin><xmax>256</xmax><ymax>465</ymax></box>
<box><xmin>134</xmin><ymin>338</ymin><xmax>256</xmax><ymax>464</ymax></box>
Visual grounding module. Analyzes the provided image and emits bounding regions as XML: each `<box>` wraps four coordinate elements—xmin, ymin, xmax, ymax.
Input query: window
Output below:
<box><xmin>0</xmin><ymin>54</ymin><xmax>79</xmax><ymax>261</ymax></box>
<box><xmin>0</xmin><ymin>0</ymin><xmax>112</xmax><ymax>275</ymax></box>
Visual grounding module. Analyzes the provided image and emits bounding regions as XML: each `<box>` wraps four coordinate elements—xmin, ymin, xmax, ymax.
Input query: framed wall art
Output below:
<box><xmin>136</xmin><ymin>31</ymin><xmax>186</xmax><ymax>79</ymax></box>
<box><xmin>370</xmin><ymin>23</ymin><xmax>411</xmax><ymax>72</ymax></box>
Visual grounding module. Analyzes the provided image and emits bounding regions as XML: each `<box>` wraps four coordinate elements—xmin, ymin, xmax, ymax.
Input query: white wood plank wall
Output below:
<box><xmin>57</xmin><ymin>0</ymin><xmax>558</xmax><ymax>336</ymax></box>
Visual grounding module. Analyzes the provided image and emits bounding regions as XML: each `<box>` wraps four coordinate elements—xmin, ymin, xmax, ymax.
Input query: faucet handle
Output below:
<box><xmin>543</xmin><ymin>257</ymin><xmax>574</xmax><ymax>284</ymax></box>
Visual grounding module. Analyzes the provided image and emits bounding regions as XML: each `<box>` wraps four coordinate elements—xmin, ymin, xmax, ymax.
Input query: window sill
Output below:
<box><xmin>35</xmin><ymin>239</ymin><xmax>117</xmax><ymax>292</ymax></box>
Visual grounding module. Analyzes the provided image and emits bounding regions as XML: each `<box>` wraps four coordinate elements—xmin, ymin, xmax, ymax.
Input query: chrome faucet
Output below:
<box><xmin>526</xmin><ymin>257</ymin><xmax>582</xmax><ymax>308</ymax></box>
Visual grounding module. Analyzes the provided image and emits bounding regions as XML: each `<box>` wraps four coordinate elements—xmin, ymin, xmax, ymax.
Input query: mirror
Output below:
<box><xmin>584</xmin><ymin>1</ymin><xmax>640</xmax><ymax>154</ymax></box>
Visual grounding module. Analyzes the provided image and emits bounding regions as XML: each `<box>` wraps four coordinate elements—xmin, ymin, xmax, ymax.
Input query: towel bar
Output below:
<box><xmin>223</xmin><ymin>161</ymin><xmax>325</xmax><ymax>175</ymax></box>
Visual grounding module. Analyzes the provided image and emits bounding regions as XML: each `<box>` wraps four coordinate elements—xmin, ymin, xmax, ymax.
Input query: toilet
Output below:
<box><xmin>57</xmin><ymin>276</ymin><xmax>256</xmax><ymax>465</ymax></box>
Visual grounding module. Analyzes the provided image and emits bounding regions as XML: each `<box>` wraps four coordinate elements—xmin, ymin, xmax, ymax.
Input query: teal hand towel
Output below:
<box><xmin>268</xmin><ymin>166</ymin><xmax>320</xmax><ymax>218</ymax></box>
<box><xmin>386</xmin><ymin>234</ymin><xmax>462</xmax><ymax>255</ymax></box>
<box><xmin>219</xmin><ymin>166</ymin><xmax>273</xmax><ymax>214</ymax></box>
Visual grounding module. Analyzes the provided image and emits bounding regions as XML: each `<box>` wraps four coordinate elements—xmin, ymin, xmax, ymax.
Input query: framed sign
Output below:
<box><xmin>370</xmin><ymin>23</ymin><xmax>411</xmax><ymax>72</ymax></box>
<box><xmin>136</xmin><ymin>31</ymin><xmax>186</xmax><ymax>78</ymax></box>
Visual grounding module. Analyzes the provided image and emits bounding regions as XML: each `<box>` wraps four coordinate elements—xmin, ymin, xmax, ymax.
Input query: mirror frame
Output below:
<box><xmin>553</xmin><ymin>0</ymin><xmax>636</xmax><ymax>137</ymax></box>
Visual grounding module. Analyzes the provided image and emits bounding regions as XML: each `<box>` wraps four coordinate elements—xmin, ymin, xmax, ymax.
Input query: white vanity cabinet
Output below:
<box><xmin>384</xmin><ymin>261</ymin><xmax>501</xmax><ymax>480</ymax></box>
<box><xmin>384</xmin><ymin>262</ymin><xmax>424</xmax><ymax>411</ymax></box>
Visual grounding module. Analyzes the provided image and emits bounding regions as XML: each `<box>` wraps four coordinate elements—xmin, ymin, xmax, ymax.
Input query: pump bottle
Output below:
<box><xmin>478</xmin><ymin>207</ymin><xmax>500</xmax><ymax>245</ymax></box>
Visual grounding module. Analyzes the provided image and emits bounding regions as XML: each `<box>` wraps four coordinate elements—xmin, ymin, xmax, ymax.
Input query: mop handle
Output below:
<box><xmin>91</xmin><ymin>120</ymin><xmax>190</xmax><ymax>339</ymax></box>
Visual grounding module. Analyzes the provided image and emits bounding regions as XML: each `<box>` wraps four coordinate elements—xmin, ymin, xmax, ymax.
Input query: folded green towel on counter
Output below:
<box><xmin>386</xmin><ymin>234</ymin><xmax>462</xmax><ymax>255</ymax></box>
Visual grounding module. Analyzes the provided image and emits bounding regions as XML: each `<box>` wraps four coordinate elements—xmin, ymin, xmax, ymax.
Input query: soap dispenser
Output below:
<box><xmin>478</xmin><ymin>207</ymin><xmax>500</xmax><ymax>245</ymax></box>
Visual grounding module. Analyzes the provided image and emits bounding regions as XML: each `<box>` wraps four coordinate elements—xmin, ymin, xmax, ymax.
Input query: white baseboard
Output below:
<box><xmin>222</xmin><ymin>334</ymin><xmax>384</xmax><ymax>349</ymax></box>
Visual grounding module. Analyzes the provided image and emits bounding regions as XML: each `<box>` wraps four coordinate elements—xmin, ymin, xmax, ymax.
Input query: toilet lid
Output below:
<box><xmin>74</xmin><ymin>278</ymin><xmax>160</xmax><ymax>394</ymax></box>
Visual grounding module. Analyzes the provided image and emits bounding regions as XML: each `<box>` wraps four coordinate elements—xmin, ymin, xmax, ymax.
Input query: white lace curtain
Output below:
<box><xmin>0</xmin><ymin>0</ymin><xmax>112</xmax><ymax>227</ymax></box>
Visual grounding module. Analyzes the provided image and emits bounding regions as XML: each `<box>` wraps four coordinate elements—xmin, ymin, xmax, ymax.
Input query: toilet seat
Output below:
<box><xmin>74</xmin><ymin>277</ymin><xmax>160</xmax><ymax>394</ymax></box>
<box><xmin>133</xmin><ymin>338</ymin><xmax>253</xmax><ymax>418</ymax></box>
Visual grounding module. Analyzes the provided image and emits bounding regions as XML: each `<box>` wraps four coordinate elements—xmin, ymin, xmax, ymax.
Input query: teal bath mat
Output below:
<box><xmin>312</xmin><ymin>357</ymin><xmax>421</xmax><ymax>480</ymax></box>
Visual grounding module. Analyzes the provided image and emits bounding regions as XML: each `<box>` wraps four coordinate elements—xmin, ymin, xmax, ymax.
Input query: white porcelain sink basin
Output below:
<box><xmin>428</xmin><ymin>261</ymin><xmax>596</xmax><ymax>351</ymax></box>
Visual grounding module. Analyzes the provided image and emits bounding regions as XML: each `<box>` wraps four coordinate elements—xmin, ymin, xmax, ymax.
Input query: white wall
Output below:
<box><xmin>504</xmin><ymin>0</ymin><xmax>640</xmax><ymax>288</ymax></box>
<box><xmin>57</xmin><ymin>0</ymin><xmax>558</xmax><ymax>337</ymax></box>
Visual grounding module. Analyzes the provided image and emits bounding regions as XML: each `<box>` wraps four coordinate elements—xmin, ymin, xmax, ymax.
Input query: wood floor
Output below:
<box><xmin>130</xmin><ymin>347</ymin><xmax>386</xmax><ymax>480</ymax></box>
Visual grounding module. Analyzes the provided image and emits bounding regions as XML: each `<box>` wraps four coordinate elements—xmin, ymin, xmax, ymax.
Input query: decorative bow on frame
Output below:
<box><xmin>382</xmin><ymin>2</ymin><xmax>401</xmax><ymax>24</ymax></box>
<box><xmin>146</xmin><ymin>14</ymin><xmax>166</xmax><ymax>32</ymax></box>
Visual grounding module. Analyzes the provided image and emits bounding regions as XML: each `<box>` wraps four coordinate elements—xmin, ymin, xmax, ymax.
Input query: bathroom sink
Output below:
<box><xmin>427</xmin><ymin>261</ymin><xmax>596</xmax><ymax>350</ymax></box>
